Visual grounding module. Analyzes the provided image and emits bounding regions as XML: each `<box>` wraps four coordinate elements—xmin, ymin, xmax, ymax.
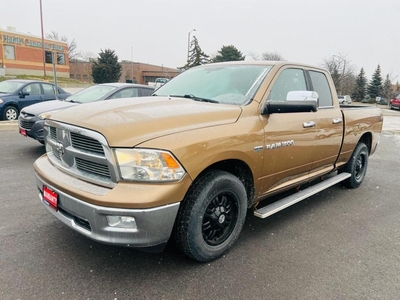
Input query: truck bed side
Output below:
<box><xmin>336</xmin><ymin>106</ymin><xmax>383</xmax><ymax>168</ymax></box>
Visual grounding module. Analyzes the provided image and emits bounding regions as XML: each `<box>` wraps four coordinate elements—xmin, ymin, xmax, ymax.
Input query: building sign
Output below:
<box><xmin>2</xmin><ymin>34</ymin><xmax>65</xmax><ymax>51</ymax></box>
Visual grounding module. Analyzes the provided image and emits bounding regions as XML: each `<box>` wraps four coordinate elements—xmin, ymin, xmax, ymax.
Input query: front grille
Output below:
<box><xmin>76</xmin><ymin>157</ymin><xmax>110</xmax><ymax>178</ymax></box>
<box><xmin>45</xmin><ymin>122</ymin><xmax>115</xmax><ymax>187</ymax></box>
<box><xmin>50</xmin><ymin>127</ymin><xmax>57</xmax><ymax>140</ymax></box>
<box><xmin>19</xmin><ymin>120</ymin><xmax>34</xmax><ymax>130</ymax></box>
<box><xmin>53</xmin><ymin>149</ymin><xmax>61</xmax><ymax>160</ymax></box>
<box><xmin>70</xmin><ymin>132</ymin><xmax>104</xmax><ymax>154</ymax></box>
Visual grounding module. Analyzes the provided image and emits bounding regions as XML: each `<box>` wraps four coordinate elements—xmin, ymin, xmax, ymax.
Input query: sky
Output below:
<box><xmin>1</xmin><ymin>0</ymin><xmax>399</xmax><ymax>82</ymax></box>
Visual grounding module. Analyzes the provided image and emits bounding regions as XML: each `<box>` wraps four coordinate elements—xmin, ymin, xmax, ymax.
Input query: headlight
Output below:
<box><xmin>0</xmin><ymin>99</ymin><xmax>3</xmax><ymax>103</ymax></box>
<box><xmin>115</xmin><ymin>148</ymin><xmax>185</xmax><ymax>182</ymax></box>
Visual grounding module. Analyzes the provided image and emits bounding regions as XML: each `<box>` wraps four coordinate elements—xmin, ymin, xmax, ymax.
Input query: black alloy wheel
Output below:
<box><xmin>202</xmin><ymin>192</ymin><xmax>239</xmax><ymax>246</ymax></box>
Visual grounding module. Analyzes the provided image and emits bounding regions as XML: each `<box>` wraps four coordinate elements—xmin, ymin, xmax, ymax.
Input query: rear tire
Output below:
<box><xmin>175</xmin><ymin>170</ymin><xmax>247</xmax><ymax>262</ymax></box>
<box><xmin>3</xmin><ymin>106</ymin><xmax>18</xmax><ymax>121</ymax></box>
<box><xmin>342</xmin><ymin>142</ymin><xmax>369</xmax><ymax>188</ymax></box>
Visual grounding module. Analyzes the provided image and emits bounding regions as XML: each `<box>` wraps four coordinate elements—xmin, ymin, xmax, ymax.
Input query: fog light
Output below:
<box><xmin>107</xmin><ymin>216</ymin><xmax>137</xmax><ymax>229</ymax></box>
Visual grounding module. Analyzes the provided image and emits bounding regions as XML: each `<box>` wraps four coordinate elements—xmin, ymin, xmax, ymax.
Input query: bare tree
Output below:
<box><xmin>321</xmin><ymin>53</ymin><xmax>356</xmax><ymax>95</ymax></box>
<box><xmin>245</xmin><ymin>51</ymin><xmax>260</xmax><ymax>61</ymax></box>
<box><xmin>261</xmin><ymin>52</ymin><xmax>285</xmax><ymax>61</ymax></box>
<box><xmin>46</xmin><ymin>31</ymin><xmax>79</xmax><ymax>62</ymax></box>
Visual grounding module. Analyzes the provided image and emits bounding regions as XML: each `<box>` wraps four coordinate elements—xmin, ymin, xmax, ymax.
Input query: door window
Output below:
<box><xmin>309</xmin><ymin>71</ymin><xmax>333</xmax><ymax>107</ymax></box>
<box><xmin>42</xmin><ymin>84</ymin><xmax>56</xmax><ymax>95</ymax></box>
<box><xmin>269</xmin><ymin>68</ymin><xmax>307</xmax><ymax>101</ymax></box>
<box><xmin>140</xmin><ymin>88</ymin><xmax>154</xmax><ymax>96</ymax></box>
<box><xmin>109</xmin><ymin>88</ymin><xmax>139</xmax><ymax>99</ymax></box>
<box><xmin>22</xmin><ymin>83</ymin><xmax>42</xmax><ymax>95</ymax></box>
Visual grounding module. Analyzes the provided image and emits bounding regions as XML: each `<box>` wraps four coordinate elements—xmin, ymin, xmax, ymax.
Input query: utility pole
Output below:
<box><xmin>39</xmin><ymin>0</ymin><xmax>46</xmax><ymax>78</ymax></box>
<box><xmin>187</xmin><ymin>29</ymin><xmax>196</xmax><ymax>63</ymax></box>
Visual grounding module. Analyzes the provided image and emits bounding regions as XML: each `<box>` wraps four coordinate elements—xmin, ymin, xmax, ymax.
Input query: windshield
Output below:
<box><xmin>0</xmin><ymin>81</ymin><xmax>25</xmax><ymax>93</ymax></box>
<box><xmin>154</xmin><ymin>64</ymin><xmax>272</xmax><ymax>105</ymax></box>
<box><xmin>65</xmin><ymin>85</ymin><xmax>118</xmax><ymax>103</ymax></box>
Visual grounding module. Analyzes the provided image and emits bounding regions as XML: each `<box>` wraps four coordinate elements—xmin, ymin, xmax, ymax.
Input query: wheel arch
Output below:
<box><xmin>2</xmin><ymin>103</ymin><xmax>19</xmax><ymax>119</ymax></box>
<box><xmin>357</xmin><ymin>132</ymin><xmax>372</xmax><ymax>154</ymax></box>
<box><xmin>187</xmin><ymin>159</ymin><xmax>255</xmax><ymax>208</ymax></box>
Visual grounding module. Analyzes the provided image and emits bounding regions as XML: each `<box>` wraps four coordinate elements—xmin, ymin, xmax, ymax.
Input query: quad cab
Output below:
<box><xmin>34</xmin><ymin>61</ymin><xmax>383</xmax><ymax>262</ymax></box>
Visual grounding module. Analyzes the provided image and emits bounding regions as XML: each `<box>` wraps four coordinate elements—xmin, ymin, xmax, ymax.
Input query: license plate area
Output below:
<box><xmin>19</xmin><ymin>128</ymin><xmax>27</xmax><ymax>136</ymax></box>
<box><xmin>43</xmin><ymin>185</ymin><xmax>58</xmax><ymax>210</ymax></box>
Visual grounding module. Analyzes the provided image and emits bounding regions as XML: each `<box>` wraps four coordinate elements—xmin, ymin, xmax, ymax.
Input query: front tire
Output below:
<box><xmin>3</xmin><ymin>106</ymin><xmax>19</xmax><ymax>120</ymax></box>
<box><xmin>175</xmin><ymin>170</ymin><xmax>247</xmax><ymax>262</ymax></box>
<box><xmin>342</xmin><ymin>142</ymin><xmax>369</xmax><ymax>188</ymax></box>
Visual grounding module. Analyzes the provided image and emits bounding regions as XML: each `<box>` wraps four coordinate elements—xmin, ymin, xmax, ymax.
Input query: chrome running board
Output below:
<box><xmin>254</xmin><ymin>172</ymin><xmax>351</xmax><ymax>219</ymax></box>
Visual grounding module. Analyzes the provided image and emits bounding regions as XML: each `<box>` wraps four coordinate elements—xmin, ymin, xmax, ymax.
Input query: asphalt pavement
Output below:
<box><xmin>0</xmin><ymin>109</ymin><xmax>399</xmax><ymax>299</ymax></box>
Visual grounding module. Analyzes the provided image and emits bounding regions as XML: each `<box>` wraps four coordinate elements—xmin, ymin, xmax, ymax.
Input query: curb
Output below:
<box><xmin>0</xmin><ymin>120</ymin><xmax>18</xmax><ymax>130</ymax></box>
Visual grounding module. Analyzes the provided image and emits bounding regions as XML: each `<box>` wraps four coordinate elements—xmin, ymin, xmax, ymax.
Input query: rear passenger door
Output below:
<box><xmin>306</xmin><ymin>69</ymin><xmax>343</xmax><ymax>177</ymax></box>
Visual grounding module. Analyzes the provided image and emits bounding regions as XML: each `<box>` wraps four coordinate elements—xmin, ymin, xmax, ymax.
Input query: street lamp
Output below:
<box><xmin>187</xmin><ymin>29</ymin><xmax>196</xmax><ymax>63</ymax></box>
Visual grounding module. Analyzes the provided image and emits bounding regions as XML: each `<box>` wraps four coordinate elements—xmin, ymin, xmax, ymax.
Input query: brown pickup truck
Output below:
<box><xmin>34</xmin><ymin>61</ymin><xmax>383</xmax><ymax>262</ymax></box>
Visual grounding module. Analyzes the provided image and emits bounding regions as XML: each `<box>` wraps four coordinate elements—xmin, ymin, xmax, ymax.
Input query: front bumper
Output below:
<box><xmin>37</xmin><ymin>174</ymin><xmax>180</xmax><ymax>250</ymax></box>
<box><xmin>19</xmin><ymin>115</ymin><xmax>44</xmax><ymax>142</ymax></box>
<box><xmin>34</xmin><ymin>155</ymin><xmax>189</xmax><ymax>251</ymax></box>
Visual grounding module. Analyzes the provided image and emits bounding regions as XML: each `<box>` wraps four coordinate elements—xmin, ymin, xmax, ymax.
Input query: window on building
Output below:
<box><xmin>45</xmin><ymin>51</ymin><xmax>53</xmax><ymax>64</ymax></box>
<box><xmin>76</xmin><ymin>74</ymin><xmax>81</xmax><ymax>80</ymax></box>
<box><xmin>83</xmin><ymin>75</ymin><xmax>88</xmax><ymax>80</ymax></box>
<box><xmin>57</xmin><ymin>53</ymin><xmax>66</xmax><ymax>65</ymax></box>
<box><xmin>4</xmin><ymin>45</ymin><xmax>16</xmax><ymax>60</ymax></box>
<box><xmin>70</xmin><ymin>74</ymin><xmax>75</xmax><ymax>79</ymax></box>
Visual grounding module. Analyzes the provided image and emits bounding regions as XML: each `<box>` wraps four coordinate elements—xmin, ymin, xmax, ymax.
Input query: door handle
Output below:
<box><xmin>332</xmin><ymin>118</ymin><xmax>342</xmax><ymax>124</ymax></box>
<box><xmin>303</xmin><ymin>121</ymin><xmax>316</xmax><ymax>128</ymax></box>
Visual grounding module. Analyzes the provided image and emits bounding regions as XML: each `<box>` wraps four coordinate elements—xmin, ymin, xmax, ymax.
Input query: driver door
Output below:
<box><xmin>19</xmin><ymin>83</ymin><xmax>44</xmax><ymax>109</ymax></box>
<box><xmin>258</xmin><ymin>67</ymin><xmax>317</xmax><ymax>196</ymax></box>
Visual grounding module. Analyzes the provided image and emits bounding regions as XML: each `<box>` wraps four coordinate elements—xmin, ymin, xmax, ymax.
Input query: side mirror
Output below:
<box><xmin>262</xmin><ymin>91</ymin><xmax>319</xmax><ymax>114</ymax></box>
<box><xmin>286</xmin><ymin>91</ymin><xmax>319</xmax><ymax>102</ymax></box>
<box><xmin>18</xmin><ymin>91</ymin><xmax>29</xmax><ymax>98</ymax></box>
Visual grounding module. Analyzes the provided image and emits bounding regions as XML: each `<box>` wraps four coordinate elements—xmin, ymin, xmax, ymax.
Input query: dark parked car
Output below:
<box><xmin>0</xmin><ymin>79</ymin><xmax>70</xmax><ymax>120</ymax></box>
<box><xmin>18</xmin><ymin>83</ymin><xmax>155</xmax><ymax>143</ymax></box>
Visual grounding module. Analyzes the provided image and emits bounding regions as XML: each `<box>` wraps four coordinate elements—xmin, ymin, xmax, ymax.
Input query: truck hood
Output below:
<box><xmin>21</xmin><ymin>100</ymin><xmax>78</xmax><ymax>115</ymax></box>
<box><xmin>50</xmin><ymin>97</ymin><xmax>242</xmax><ymax>147</ymax></box>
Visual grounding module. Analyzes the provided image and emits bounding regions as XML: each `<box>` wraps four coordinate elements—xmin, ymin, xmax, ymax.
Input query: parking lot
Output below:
<box><xmin>0</xmin><ymin>108</ymin><xmax>399</xmax><ymax>299</ymax></box>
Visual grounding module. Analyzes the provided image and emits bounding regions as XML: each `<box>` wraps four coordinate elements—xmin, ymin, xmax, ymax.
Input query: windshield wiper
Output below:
<box><xmin>66</xmin><ymin>99</ymin><xmax>81</xmax><ymax>103</ymax></box>
<box><xmin>170</xmin><ymin>94</ymin><xmax>219</xmax><ymax>103</ymax></box>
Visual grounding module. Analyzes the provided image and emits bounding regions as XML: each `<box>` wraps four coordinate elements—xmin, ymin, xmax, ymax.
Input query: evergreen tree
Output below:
<box><xmin>212</xmin><ymin>45</ymin><xmax>245</xmax><ymax>62</ymax></box>
<box><xmin>367</xmin><ymin>65</ymin><xmax>383</xmax><ymax>98</ymax></box>
<box><xmin>181</xmin><ymin>36</ymin><xmax>210</xmax><ymax>70</ymax></box>
<box><xmin>92</xmin><ymin>49</ymin><xmax>122</xmax><ymax>84</ymax></box>
<box><xmin>352</xmin><ymin>68</ymin><xmax>367</xmax><ymax>101</ymax></box>
<box><xmin>382</xmin><ymin>74</ymin><xmax>392</xmax><ymax>100</ymax></box>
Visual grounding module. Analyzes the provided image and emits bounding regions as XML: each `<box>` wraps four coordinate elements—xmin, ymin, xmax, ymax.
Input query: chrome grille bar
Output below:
<box><xmin>70</xmin><ymin>132</ymin><xmax>104</xmax><ymax>154</ymax></box>
<box><xmin>76</xmin><ymin>157</ymin><xmax>110</xmax><ymax>177</ymax></box>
